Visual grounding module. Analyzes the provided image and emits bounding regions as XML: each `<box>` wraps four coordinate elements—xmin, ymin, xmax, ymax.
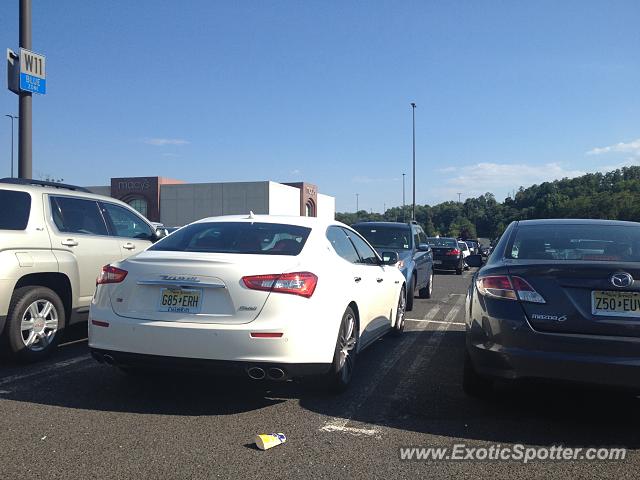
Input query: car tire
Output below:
<box><xmin>455</xmin><ymin>265</ymin><xmax>463</xmax><ymax>275</ymax></box>
<box><xmin>462</xmin><ymin>349</ymin><xmax>493</xmax><ymax>398</ymax></box>
<box><xmin>406</xmin><ymin>276</ymin><xmax>415</xmax><ymax>311</ymax></box>
<box><xmin>3</xmin><ymin>286</ymin><xmax>65</xmax><ymax>363</ymax></box>
<box><xmin>392</xmin><ymin>286</ymin><xmax>407</xmax><ymax>336</ymax></box>
<box><xmin>326</xmin><ymin>306</ymin><xmax>358</xmax><ymax>393</ymax></box>
<box><xmin>418</xmin><ymin>272</ymin><xmax>433</xmax><ymax>299</ymax></box>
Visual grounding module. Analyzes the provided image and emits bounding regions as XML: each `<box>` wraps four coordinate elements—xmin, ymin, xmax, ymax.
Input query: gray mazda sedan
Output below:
<box><xmin>464</xmin><ymin>219</ymin><xmax>640</xmax><ymax>396</ymax></box>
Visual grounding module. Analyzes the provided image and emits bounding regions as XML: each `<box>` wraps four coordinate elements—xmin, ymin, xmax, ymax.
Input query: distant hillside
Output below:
<box><xmin>336</xmin><ymin>166</ymin><xmax>640</xmax><ymax>239</ymax></box>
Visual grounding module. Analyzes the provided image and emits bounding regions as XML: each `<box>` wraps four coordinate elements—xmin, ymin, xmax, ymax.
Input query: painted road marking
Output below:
<box><xmin>406</xmin><ymin>318</ymin><xmax>465</xmax><ymax>326</ymax></box>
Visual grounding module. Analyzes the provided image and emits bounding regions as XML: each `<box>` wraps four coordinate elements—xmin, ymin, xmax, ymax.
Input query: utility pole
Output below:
<box><xmin>411</xmin><ymin>102</ymin><xmax>416</xmax><ymax>221</ymax></box>
<box><xmin>19</xmin><ymin>0</ymin><xmax>33</xmax><ymax>179</ymax></box>
<box><xmin>355</xmin><ymin>193</ymin><xmax>359</xmax><ymax>212</ymax></box>
<box><xmin>5</xmin><ymin>115</ymin><xmax>18</xmax><ymax>177</ymax></box>
<box><xmin>402</xmin><ymin>172</ymin><xmax>406</xmax><ymax>222</ymax></box>
<box><xmin>457</xmin><ymin>192</ymin><xmax>462</xmax><ymax>203</ymax></box>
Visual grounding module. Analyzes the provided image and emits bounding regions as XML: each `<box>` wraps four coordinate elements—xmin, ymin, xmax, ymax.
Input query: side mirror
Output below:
<box><xmin>466</xmin><ymin>254</ymin><xmax>483</xmax><ymax>268</ymax></box>
<box><xmin>153</xmin><ymin>227</ymin><xmax>167</xmax><ymax>242</ymax></box>
<box><xmin>418</xmin><ymin>243</ymin><xmax>430</xmax><ymax>252</ymax></box>
<box><xmin>381</xmin><ymin>251</ymin><xmax>399</xmax><ymax>266</ymax></box>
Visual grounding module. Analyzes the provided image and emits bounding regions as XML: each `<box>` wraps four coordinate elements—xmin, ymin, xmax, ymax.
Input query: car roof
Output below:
<box><xmin>193</xmin><ymin>214</ymin><xmax>347</xmax><ymax>229</ymax></box>
<box><xmin>0</xmin><ymin>181</ymin><xmax>125</xmax><ymax>204</ymax></box>
<box><xmin>517</xmin><ymin>219</ymin><xmax>640</xmax><ymax>227</ymax></box>
<box><xmin>352</xmin><ymin>222</ymin><xmax>412</xmax><ymax>228</ymax></box>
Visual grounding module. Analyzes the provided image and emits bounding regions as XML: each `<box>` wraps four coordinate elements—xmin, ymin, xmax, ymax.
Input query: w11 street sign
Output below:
<box><xmin>19</xmin><ymin>48</ymin><xmax>46</xmax><ymax>95</ymax></box>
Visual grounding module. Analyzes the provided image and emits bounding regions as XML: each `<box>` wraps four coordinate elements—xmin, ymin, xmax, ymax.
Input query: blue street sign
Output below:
<box><xmin>20</xmin><ymin>72</ymin><xmax>46</xmax><ymax>94</ymax></box>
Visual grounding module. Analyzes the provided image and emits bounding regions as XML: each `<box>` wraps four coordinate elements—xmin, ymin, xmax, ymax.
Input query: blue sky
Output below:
<box><xmin>1</xmin><ymin>0</ymin><xmax>639</xmax><ymax>212</ymax></box>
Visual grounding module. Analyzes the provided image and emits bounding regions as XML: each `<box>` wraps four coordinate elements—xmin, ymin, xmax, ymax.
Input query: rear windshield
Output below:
<box><xmin>426</xmin><ymin>237</ymin><xmax>457</xmax><ymax>248</ymax></box>
<box><xmin>149</xmin><ymin>222</ymin><xmax>312</xmax><ymax>256</ymax></box>
<box><xmin>0</xmin><ymin>190</ymin><xmax>31</xmax><ymax>230</ymax></box>
<box><xmin>508</xmin><ymin>224</ymin><xmax>640</xmax><ymax>262</ymax></box>
<box><xmin>352</xmin><ymin>225</ymin><xmax>412</xmax><ymax>250</ymax></box>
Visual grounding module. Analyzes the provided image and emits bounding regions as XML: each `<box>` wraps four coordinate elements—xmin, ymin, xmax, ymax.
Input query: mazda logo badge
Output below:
<box><xmin>610</xmin><ymin>272</ymin><xmax>634</xmax><ymax>288</ymax></box>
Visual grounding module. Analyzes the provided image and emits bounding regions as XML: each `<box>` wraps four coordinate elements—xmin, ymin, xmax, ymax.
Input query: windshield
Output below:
<box><xmin>426</xmin><ymin>237</ymin><xmax>457</xmax><ymax>248</ymax></box>
<box><xmin>508</xmin><ymin>224</ymin><xmax>640</xmax><ymax>262</ymax></box>
<box><xmin>352</xmin><ymin>225</ymin><xmax>412</xmax><ymax>250</ymax></box>
<box><xmin>149</xmin><ymin>222</ymin><xmax>311</xmax><ymax>255</ymax></box>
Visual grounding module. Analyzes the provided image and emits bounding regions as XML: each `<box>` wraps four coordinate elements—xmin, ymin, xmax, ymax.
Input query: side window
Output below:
<box><xmin>413</xmin><ymin>228</ymin><xmax>420</xmax><ymax>250</ymax></box>
<box><xmin>344</xmin><ymin>228</ymin><xmax>379</xmax><ymax>265</ymax></box>
<box><xmin>50</xmin><ymin>196</ymin><xmax>108</xmax><ymax>236</ymax></box>
<box><xmin>102</xmin><ymin>203</ymin><xmax>154</xmax><ymax>240</ymax></box>
<box><xmin>0</xmin><ymin>190</ymin><xmax>31</xmax><ymax>230</ymax></box>
<box><xmin>418</xmin><ymin>229</ymin><xmax>427</xmax><ymax>245</ymax></box>
<box><xmin>326</xmin><ymin>226</ymin><xmax>360</xmax><ymax>264</ymax></box>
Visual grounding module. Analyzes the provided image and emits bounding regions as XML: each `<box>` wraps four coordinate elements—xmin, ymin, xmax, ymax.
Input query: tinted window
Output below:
<box><xmin>426</xmin><ymin>237</ymin><xmax>458</xmax><ymax>248</ymax></box>
<box><xmin>509</xmin><ymin>224</ymin><xmax>640</xmax><ymax>262</ymax></box>
<box><xmin>418</xmin><ymin>230</ymin><xmax>427</xmax><ymax>245</ymax></box>
<box><xmin>459</xmin><ymin>242</ymin><xmax>468</xmax><ymax>251</ymax></box>
<box><xmin>352</xmin><ymin>225</ymin><xmax>412</xmax><ymax>250</ymax></box>
<box><xmin>50</xmin><ymin>196</ymin><xmax>108</xmax><ymax>236</ymax></box>
<box><xmin>413</xmin><ymin>229</ymin><xmax>420</xmax><ymax>249</ymax></box>
<box><xmin>327</xmin><ymin>226</ymin><xmax>360</xmax><ymax>263</ymax></box>
<box><xmin>150</xmin><ymin>222</ymin><xmax>311</xmax><ymax>255</ymax></box>
<box><xmin>102</xmin><ymin>203</ymin><xmax>154</xmax><ymax>240</ymax></box>
<box><xmin>344</xmin><ymin>229</ymin><xmax>379</xmax><ymax>265</ymax></box>
<box><xmin>0</xmin><ymin>190</ymin><xmax>31</xmax><ymax>230</ymax></box>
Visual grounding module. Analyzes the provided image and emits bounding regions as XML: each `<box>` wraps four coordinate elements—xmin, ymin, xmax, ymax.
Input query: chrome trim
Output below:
<box><xmin>136</xmin><ymin>279</ymin><xmax>226</xmax><ymax>289</ymax></box>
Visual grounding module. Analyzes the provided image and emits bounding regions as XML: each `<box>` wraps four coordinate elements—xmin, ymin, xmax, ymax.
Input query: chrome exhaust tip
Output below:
<box><xmin>267</xmin><ymin>368</ymin><xmax>286</xmax><ymax>380</ymax></box>
<box><xmin>247</xmin><ymin>367</ymin><xmax>266</xmax><ymax>380</ymax></box>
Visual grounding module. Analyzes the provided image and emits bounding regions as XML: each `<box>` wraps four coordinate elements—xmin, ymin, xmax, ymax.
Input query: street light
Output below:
<box><xmin>5</xmin><ymin>115</ymin><xmax>18</xmax><ymax>178</ymax></box>
<box><xmin>411</xmin><ymin>102</ymin><xmax>416</xmax><ymax>221</ymax></box>
<box><xmin>356</xmin><ymin>193</ymin><xmax>359</xmax><ymax>213</ymax></box>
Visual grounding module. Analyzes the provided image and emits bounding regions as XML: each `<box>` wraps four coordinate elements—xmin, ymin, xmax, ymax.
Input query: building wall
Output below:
<box><xmin>268</xmin><ymin>182</ymin><xmax>302</xmax><ymax>216</ymax></box>
<box><xmin>86</xmin><ymin>186</ymin><xmax>111</xmax><ymax>197</ymax></box>
<box><xmin>317</xmin><ymin>193</ymin><xmax>336</xmax><ymax>220</ymax></box>
<box><xmin>160</xmin><ymin>181</ymin><xmax>270</xmax><ymax>226</ymax></box>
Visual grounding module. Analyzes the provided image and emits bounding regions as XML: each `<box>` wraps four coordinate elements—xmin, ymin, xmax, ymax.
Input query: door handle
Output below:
<box><xmin>354</xmin><ymin>277</ymin><xmax>362</xmax><ymax>283</ymax></box>
<box><xmin>61</xmin><ymin>239</ymin><xmax>78</xmax><ymax>247</ymax></box>
<box><xmin>376</xmin><ymin>278</ymin><xmax>384</xmax><ymax>283</ymax></box>
<box><xmin>123</xmin><ymin>242</ymin><xmax>136</xmax><ymax>250</ymax></box>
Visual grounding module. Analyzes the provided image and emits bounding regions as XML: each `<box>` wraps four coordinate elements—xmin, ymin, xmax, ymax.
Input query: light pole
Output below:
<box><xmin>5</xmin><ymin>115</ymin><xmax>18</xmax><ymax>177</ymax></box>
<box><xmin>411</xmin><ymin>102</ymin><xmax>416</xmax><ymax>221</ymax></box>
<box><xmin>356</xmin><ymin>193</ymin><xmax>359</xmax><ymax>212</ymax></box>
<box><xmin>402</xmin><ymin>172</ymin><xmax>406</xmax><ymax>222</ymax></box>
<box><xmin>19</xmin><ymin>0</ymin><xmax>33</xmax><ymax>179</ymax></box>
<box><xmin>457</xmin><ymin>192</ymin><xmax>462</xmax><ymax>203</ymax></box>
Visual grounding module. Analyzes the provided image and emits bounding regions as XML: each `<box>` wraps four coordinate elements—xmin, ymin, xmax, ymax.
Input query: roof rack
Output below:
<box><xmin>0</xmin><ymin>177</ymin><xmax>91</xmax><ymax>193</ymax></box>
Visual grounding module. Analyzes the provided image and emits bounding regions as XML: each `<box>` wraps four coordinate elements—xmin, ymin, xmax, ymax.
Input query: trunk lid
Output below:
<box><xmin>508</xmin><ymin>260</ymin><xmax>640</xmax><ymax>337</ymax></box>
<box><xmin>109</xmin><ymin>250</ymin><xmax>302</xmax><ymax>324</ymax></box>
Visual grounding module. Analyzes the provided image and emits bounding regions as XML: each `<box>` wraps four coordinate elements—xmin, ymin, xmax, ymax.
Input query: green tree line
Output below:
<box><xmin>336</xmin><ymin>166</ymin><xmax>640</xmax><ymax>240</ymax></box>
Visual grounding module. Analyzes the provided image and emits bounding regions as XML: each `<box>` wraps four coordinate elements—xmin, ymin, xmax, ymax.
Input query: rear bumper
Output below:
<box><xmin>90</xmin><ymin>348</ymin><xmax>331</xmax><ymax>379</ymax></box>
<box><xmin>433</xmin><ymin>257</ymin><xmax>461</xmax><ymax>270</ymax></box>
<box><xmin>467</xmin><ymin>301</ymin><xmax>640</xmax><ymax>389</ymax></box>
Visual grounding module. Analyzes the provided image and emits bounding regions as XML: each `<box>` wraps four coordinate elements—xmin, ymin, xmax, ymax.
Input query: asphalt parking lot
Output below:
<box><xmin>0</xmin><ymin>269</ymin><xmax>638</xmax><ymax>479</ymax></box>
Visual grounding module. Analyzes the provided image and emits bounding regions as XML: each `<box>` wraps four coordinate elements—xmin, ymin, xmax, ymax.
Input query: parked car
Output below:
<box><xmin>464</xmin><ymin>218</ymin><xmax>640</xmax><ymax>396</ymax></box>
<box><xmin>426</xmin><ymin>237</ymin><xmax>465</xmax><ymax>275</ymax></box>
<box><xmin>458</xmin><ymin>241</ymin><xmax>471</xmax><ymax>269</ymax></box>
<box><xmin>464</xmin><ymin>239</ymin><xmax>479</xmax><ymax>255</ymax></box>
<box><xmin>352</xmin><ymin>221</ymin><xmax>434</xmax><ymax>310</ymax></box>
<box><xmin>89</xmin><ymin>216</ymin><xmax>407</xmax><ymax>391</ymax></box>
<box><xmin>0</xmin><ymin>178</ymin><xmax>166</xmax><ymax>362</ymax></box>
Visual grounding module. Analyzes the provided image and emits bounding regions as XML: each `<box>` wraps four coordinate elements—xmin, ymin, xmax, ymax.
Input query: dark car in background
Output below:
<box><xmin>353</xmin><ymin>222</ymin><xmax>433</xmax><ymax>311</ymax></box>
<box><xmin>464</xmin><ymin>219</ymin><xmax>640</xmax><ymax>396</ymax></box>
<box><xmin>465</xmin><ymin>239</ymin><xmax>480</xmax><ymax>254</ymax></box>
<box><xmin>426</xmin><ymin>237</ymin><xmax>465</xmax><ymax>275</ymax></box>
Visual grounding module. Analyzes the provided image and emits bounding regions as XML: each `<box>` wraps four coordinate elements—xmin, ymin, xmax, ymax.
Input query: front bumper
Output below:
<box><xmin>466</xmin><ymin>300</ymin><xmax>640</xmax><ymax>390</ymax></box>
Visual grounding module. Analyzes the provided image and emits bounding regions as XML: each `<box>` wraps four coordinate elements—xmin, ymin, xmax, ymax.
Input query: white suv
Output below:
<box><xmin>0</xmin><ymin>178</ymin><xmax>164</xmax><ymax>362</ymax></box>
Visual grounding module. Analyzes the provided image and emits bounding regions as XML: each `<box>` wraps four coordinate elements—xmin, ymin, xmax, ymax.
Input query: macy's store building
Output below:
<box><xmin>87</xmin><ymin>177</ymin><xmax>335</xmax><ymax>226</ymax></box>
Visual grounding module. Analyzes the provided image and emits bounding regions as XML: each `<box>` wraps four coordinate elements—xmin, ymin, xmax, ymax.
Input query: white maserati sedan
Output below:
<box><xmin>89</xmin><ymin>215</ymin><xmax>407</xmax><ymax>391</ymax></box>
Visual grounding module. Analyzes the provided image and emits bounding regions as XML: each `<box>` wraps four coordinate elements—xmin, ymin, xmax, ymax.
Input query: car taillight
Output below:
<box><xmin>242</xmin><ymin>272</ymin><xmax>318</xmax><ymax>298</ymax></box>
<box><xmin>446</xmin><ymin>249</ymin><xmax>461</xmax><ymax>256</ymax></box>
<box><xmin>475</xmin><ymin>275</ymin><xmax>545</xmax><ymax>303</ymax></box>
<box><xmin>97</xmin><ymin>265</ymin><xmax>128</xmax><ymax>285</ymax></box>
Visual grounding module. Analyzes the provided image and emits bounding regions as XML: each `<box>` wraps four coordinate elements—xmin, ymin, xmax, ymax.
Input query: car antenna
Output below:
<box><xmin>247</xmin><ymin>211</ymin><xmax>255</xmax><ymax>219</ymax></box>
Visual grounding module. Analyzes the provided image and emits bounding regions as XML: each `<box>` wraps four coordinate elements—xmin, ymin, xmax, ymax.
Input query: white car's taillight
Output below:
<box><xmin>97</xmin><ymin>265</ymin><xmax>128</xmax><ymax>285</ymax></box>
<box><xmin>242</xmin><ymin>272</ymin><xmax>318</xmax><ymax>298</ymax></box>
<box><xmin>475</xmin><ymin>275</ymin><xmax>545</xmax><ymax>303</ymax></box>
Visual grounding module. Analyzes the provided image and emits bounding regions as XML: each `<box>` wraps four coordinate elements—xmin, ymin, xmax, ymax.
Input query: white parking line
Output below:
<box><xmin>406</xmin><ymin>318</ymin><xmax>465</xmax><ymax>326</ymax></box>
<box><xmin>0</xmin><ymin>354</ymin><xmax>91</xmax><ymax>388</ymax></box>
<box><xmin>320</xmin><ymin>300</ymin><xmax>448</xmax><ymax>436</ymax></box>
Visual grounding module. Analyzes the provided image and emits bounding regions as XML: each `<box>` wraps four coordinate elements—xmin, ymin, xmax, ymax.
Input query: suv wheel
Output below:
<box><xmin>4</xmin><ymin>287</ymin><xmax>65</xmax><ymax>363</ymax></box>
<box><xmin>418</xmin><ymin>272</ymin><xmax>433</xmax><ymax>299</ymax></box>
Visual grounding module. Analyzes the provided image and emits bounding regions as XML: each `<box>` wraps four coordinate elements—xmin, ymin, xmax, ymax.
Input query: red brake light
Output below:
<box><xmin>242</xmin><ymin>272</ymin><xmax>318</xmax><ymax>298</ymax></box>
<box><xmin>97</xmin><ymin>265</ymin><xmax>128</xmax><ymax>285</ymax></box>
<box><xmin>476</xmin><ymin>275</ymin><xmax>545</xmax><ymax>303</ymax></box>
<box><xmin>446</xmin><ymin>249</ymin><xmax>461</xmax><ymax>256</ymax></box>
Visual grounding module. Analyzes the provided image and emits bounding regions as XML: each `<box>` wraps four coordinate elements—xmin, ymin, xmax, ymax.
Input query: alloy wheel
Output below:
<box><xmin>20</xmin><ymin>300</ymin><xmax>59</xmax><ymax>352</ymax></box>
<box><xmin>338</xmin><ymin>313</ymin><xmax>357</xmax><ymax>382</ymax></box>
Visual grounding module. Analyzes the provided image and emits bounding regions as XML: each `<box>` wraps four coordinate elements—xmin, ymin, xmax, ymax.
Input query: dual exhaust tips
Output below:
<box><xmin>247</xmin><ymin>366</ymin><xmax>287</xmax><ymax>381</ymax></box>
